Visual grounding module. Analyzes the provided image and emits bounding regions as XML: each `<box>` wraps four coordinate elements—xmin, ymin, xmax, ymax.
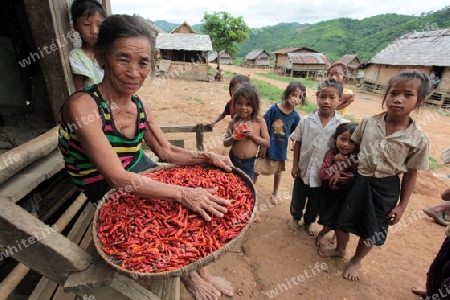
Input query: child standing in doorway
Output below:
<box><xmin>223</xmin><ymin>83</ymin><xmax>270</xmax><ymax>181</ymax></box>
<box><xmin>316</xmin><ymin>122</ymin><xmax>359</xmax><ymax>247</ymax></box>
<box><xmin>208</xmin><ymin>74</ymin><xmax>250</xmax><ymax>127</ymax></box>
<box><xmin>319</xmin><ymin>70</ymin><xmax>430</xmax><ymax>283</ymax></box>
<box><xmin>69</xmin><ymin>0</ymin><xmax>107</xmax><ymax>90</ymax></box>
<box><xmin>254</xmin><ymin>82</ymin><xmax>305</xmax><ymax>205</ymax></box>
<box><xmin>327</xmin><ymin>61</ymin><xmax>355</xmax><ymax>116</ymax></box>
<box><xmin>288</xmin><ymin>79</ymin><xmax>348</xmax><ymax>235</ymax></box>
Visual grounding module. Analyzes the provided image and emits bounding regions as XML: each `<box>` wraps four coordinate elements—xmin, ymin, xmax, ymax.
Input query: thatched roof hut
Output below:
<box><xmin>337</xmin><ymin>54</ymin><xmax>362</xmax><ymax>80</ymax></box>
<box><xmin>362</xmin><ymin>29</ymin><xmax>450</xmax><ymax>107</ymax></box>
<box><xmin>244</xmin><ymin>49</ymin><xmax>270</xmax><ymax>68</ymax></box>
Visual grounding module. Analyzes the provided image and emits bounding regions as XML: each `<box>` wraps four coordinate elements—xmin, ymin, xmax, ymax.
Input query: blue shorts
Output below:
<box><xmin>229</xmin><ymin>150</ymin><xmax>256</xmax><ymax>181</ymax></box>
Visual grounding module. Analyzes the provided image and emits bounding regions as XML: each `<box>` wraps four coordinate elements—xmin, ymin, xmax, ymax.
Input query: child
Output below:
<box><xmin>316</xmin><ymin>122</ymin><xmax>359</xmax><ymax>247</ymax></box>
<box><xmin>214</xmin><ymin>65</ymin><xmax>224</xmax><ymax>82</ymax></box>
<box><xmin>208</xmin><ymin>74</ymin><xmax>250</xmax><ymax>127</ymax></box>
<box><xmin>412</xmin><ymin>188</ymin><xmax>450</xmax><ymax>298</ymax></box>
<box><xmin>319</xmin><ymin>70</ymin><xmax>430</xmax><ymax>282</ymax></box>
<box><xmin>288</xmin><ymin>79</ymin><xmax>348</xmax><ymax>235</ymax></box>
<box><xmin>327</xmin><ymin>61</ymin><xmax>355</xmax><ymax>116</ymax></box>
<box><xmin>69</xmin><ymin>0</ymin><xmax>107</xmax><ymax>90</ymax></box>
<box><xmin>223</xmin><ymin>83</ymin><xmax>270</xmax><ymax>180</ymax></box>
<box><xmin>254</xmin><ymin>82</ymin><xmax>305</xmax><ymax>204</ymax></box>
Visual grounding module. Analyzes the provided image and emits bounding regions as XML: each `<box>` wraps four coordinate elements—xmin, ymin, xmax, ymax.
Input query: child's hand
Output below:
<box><xmin>337</xmin><ymin>172</ymin><xmax>355</xmax><ymax>186</ymax></box>
<box><xmin>207</xmin><ymin>122</ymin><xmax>216</xmax><ymax>128</ymax></box>
<box><xmin>291</xmin><ymin>166</ymin><xmax>299</xmax><ymax>178</ymax></box>
<box><xmin>334</xmin><ymin>153</ymin><xmax>347</xmax><ymax>162</ymax></box>
<box><xmin>387</xmin><ymin>205</ymin><xmax>406</xmax><ymax>225</ymax></box>
<box><xmin>329</xmin><ymin>172</ymin><xmax>340</xmax><ymax>190</ymax></box>
<box><xmin>258</xmin><ymin>147</ymin><xmax>267</xmax><ymax>157</ymax></box>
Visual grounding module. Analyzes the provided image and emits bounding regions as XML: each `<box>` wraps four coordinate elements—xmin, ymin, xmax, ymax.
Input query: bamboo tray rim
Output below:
<box><xmin>92</xmin><ymin>164</ymin><xmax>258</xmax><ymax>279</ymax></box>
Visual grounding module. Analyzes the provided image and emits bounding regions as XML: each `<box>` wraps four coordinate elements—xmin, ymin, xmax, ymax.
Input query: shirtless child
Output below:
<box><xmin>223</xmin><ymin>82</ymin><xmax>270</xmax><ymax>181</ymax></box>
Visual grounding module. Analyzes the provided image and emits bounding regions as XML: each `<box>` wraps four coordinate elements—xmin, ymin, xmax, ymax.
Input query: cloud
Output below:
<box><xmin>110</xmin><ymin>0</ymin><xmax>449</xmax><ymax>28</ymax></box>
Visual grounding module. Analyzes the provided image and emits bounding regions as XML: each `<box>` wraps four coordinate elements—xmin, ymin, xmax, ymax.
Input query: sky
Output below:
<box><xmin>110</xmin><ymin>1</ymin><xmax>449</xmax><ymax>28</ymax></box>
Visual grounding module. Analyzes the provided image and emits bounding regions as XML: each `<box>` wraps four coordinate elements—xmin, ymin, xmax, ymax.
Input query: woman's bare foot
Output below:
<box><xmin>305</xmin><ymin>224</ymin><xmax>317</xmax><ymax>236</ymax></box>
<box><xmin>198</xmin><ymin>268</ymin><xmax>234</xmax><ymax>297</ymax></box>
<box><xmin>411</xmin><ymin>286</ymin><xmax>427</xmax><ymax>297</ymax></box>
<box><xmin>343</xmin><ymin>257</ymin><xmax>361</xmax><ymax>282</ymax></box>
<box><xmin>181</xmin><ymin>271</ymin><xmax>221</xmax><ymax>300</ymax></box>
<box><xmin>318</xmin><ymin>246</ymin><xmax>345</xmax><ymax>258</ymax></box>
<box><xmin>288</xmin><ymin>217</ymin><xmax>299</xmax><ymax>231</ymax></box>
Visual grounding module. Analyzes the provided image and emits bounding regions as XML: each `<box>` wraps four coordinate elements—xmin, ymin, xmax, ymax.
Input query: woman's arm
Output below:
<box><xmin>63</xmin><ymin>96</ymin><xmax>231</xmax><ymax>221</ymax></box>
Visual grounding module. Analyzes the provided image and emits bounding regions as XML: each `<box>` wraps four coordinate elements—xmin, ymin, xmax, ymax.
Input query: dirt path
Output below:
<box><xmin>141</xmin><ymin>65</ymin><xmax>450</xmax><ymax>299</ymax></box>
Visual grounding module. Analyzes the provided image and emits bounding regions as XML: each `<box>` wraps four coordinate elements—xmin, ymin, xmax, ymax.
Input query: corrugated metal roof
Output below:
<box><xmin>272</xmin><ymin>46</ymin><xmax>317</xmax><ymax>54</ymax></box>
<box><xmin>156</xmin><ymin>33</ymin><xmax>212</xmax><ymax>51</ymax></box>
<box><xmin>245</xmin><ymin>50</ymin><xmax>270</xmax><ymax>60</ymax></box>
<box><xmin>288</xmin><ymin>53</ymin><xmax>330</xmax><ymax>65</ymax></box>
<box><xmin>369</xmin><ymin>29</ymin><xmax>450</xmax><ymax>66</ymax></box>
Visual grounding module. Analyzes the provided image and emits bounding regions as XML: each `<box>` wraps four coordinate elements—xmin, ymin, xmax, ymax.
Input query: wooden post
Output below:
<box><xmin>0</xmin><ymin>201</ymin><xmax>92</xmax><ymax>285</ymax></box>
<box><xmin>195</xmin><ymin>123</ymin><xmax>205</xmax><ymax>151</ymax></box>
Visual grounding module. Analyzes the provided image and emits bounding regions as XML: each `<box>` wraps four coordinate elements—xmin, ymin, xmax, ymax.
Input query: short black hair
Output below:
<box><xmin>317</xmin><ymin>78</ymin><xmax>344</xmax><ymax>97</ymax></box>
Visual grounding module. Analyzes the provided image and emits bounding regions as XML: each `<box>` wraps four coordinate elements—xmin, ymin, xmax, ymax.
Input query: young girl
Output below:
<box><xmin>316</xmin><ymin>122</ymin><xmax>359</xmax><ymax>247</ymax></box>
<box><xmin>223</xmin><ymin>83</ymin><xmax>270</xmax><ymax>180</ymax></box>
<box><xmin>254</xmin><ymin>82</ymin><xmax>305</xmax><ymax>204</ymax></box>
<box><xmin>208</xmin><ymin>74</ymin><xmax>250</xmax><ymax>127</ymax></box>
<box><xmin>319</xmin><ymin>70</ymin><xmax>430</xmax><ymax>282</ymax></box>
<box><xmin>69</xmin><ymin>0</ymin><xmax>107</xmax><ymax>89</ymax></box>
<box><xmin>327</xmin><ymin>61</ymin><xmax>355</xmax><ymax>115</ymax></box>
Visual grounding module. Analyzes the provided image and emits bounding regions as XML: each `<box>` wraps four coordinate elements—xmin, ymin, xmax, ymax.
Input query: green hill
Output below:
<box><xmin>155</xmin><ymin>6</ymin><xmax>450</xmax><ymax>63</ymax></box>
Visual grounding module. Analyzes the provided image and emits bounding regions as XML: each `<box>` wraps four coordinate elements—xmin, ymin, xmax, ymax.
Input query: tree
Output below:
<box><xmin>201</xmin><ymin>11</ymin><xmax>249</xmax><ymax>58</ymax></box>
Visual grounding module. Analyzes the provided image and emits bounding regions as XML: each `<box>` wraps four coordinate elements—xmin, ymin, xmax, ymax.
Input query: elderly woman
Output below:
<box><xmin>58</xmin><ymin>14</ymin><xmax>233</xmax><ymax>300</ymax></box>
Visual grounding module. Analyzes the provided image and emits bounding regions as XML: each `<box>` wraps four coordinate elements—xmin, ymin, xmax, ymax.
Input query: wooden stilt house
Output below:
<box><xmin>361</xmin><ymin>29</ymin><xmax>450</xmax><ymax>108</ymax></box>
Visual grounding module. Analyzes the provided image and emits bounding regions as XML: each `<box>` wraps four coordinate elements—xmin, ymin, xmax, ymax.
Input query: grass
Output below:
<box><xmin>186</xmin><ymin>96</ymin><xmax>203</xmax><ymax>104</ymax></box>
<box><xmin>429</xmin><ymin>156</ymin><xmax>443</xmax><ymax>169</ymax></box>
<box><xmin>255</xmin><ymin>72</ymin><xmax>319</xmax><ymax>90</ymax></box>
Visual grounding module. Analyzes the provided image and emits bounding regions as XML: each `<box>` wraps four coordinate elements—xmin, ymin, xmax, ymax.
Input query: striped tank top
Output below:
<box><xmin>58</xmin><ymin>85</ymin><xmax>147</xmax><ymax>190</ymax></box>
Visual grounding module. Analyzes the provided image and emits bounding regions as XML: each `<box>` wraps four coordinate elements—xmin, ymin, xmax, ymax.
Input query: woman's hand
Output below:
<box><xmin>181</xmin><ymin>187</ymin><xmax>231</xmax><ymax>221</ymax></box>
<box><xmin>203</xmin><ymin>152</ymin><xmax>233</xmax><ymax>172</ymax></box>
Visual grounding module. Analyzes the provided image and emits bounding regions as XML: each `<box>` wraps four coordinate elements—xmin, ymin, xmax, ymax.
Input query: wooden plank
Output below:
<box><xmin>0</xmin><ymin>263</ymin><xmax>30</xmax><ymax>300</ymax></box>
<box><xmin>195</xmin><ymin>124</ymin><xmax>205</xmax><ymax>151</ymax></box>
<box><xmin>0</xmin><ymin>201</ymin><xmax>92</xmax><ymax>285</ymax></box>
<box><xmin>23</xmin><ymin>0</ymin><xmax>73</xmax><ymax>122</ymax></box>
<box><xmin>160</xmin><ymin>125</ymin><xmax>212</xmax><ymax>134</ymax></box>
<box><xmin>0</xmin><ymin>127</ymin><xmax>59</xmax><ymax>185</ymax></box>
<box><xmin>0</xmin><ymin>149</ymin><xmax>63</xmax><ymax>203</ymax></box>
<box><xmin>149</xmin><ymin>278</ymin><xmax>180</xmax><ymax>300</ymax></box>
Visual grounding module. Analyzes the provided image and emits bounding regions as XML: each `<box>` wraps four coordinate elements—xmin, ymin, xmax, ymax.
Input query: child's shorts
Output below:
<box><xmin>255</xmin><ymin>157</ymin><xmax>285</xmax><ymax>176</ymax></box>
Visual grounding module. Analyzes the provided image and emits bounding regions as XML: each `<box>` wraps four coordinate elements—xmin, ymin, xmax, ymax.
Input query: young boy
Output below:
<box><xmin>288</xmin><ymin>79</ymin><xmax>348</xmax><ymax>236</ymax></box>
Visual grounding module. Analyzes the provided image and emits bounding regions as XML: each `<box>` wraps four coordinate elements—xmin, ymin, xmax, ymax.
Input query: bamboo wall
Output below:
<box><xmin>163</xmin><ymin>61</ymin><xmax>210</xmax><ymax>81</ymax></box>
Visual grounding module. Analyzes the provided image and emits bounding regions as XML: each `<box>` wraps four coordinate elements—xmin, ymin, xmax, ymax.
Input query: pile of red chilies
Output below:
<box><xmin>97</xmin><ymin>166</ymin><xmax>255</xmax><ymax>273</ymax></box>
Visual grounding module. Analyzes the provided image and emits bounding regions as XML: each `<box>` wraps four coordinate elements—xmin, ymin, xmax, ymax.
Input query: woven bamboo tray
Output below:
<box><xmin>92</xmin><ymin>164</ymin><xmax>258</xmax><ymax>279</ymax></box>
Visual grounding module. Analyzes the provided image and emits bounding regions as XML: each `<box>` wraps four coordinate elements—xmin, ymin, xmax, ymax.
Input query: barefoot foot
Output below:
<box><xmin>288</xmin><ymin>217</ymin><xmax>299</xmax><ymax>231</ymax></box>
<box><xmin>315</xmin><ymin>234</ymin><xmax>327</xmax><ymax>247</ymax></box>
<box><xmin>269</xmin><ymin>195</ymin><xmax>280</xmax><ymax>205</ymax></box>
<box><xmin>254</xmin><ymin>214</ymin><xmax>261</xmax><ymax>223</ymax></box>
<box><xmin>181</xmin><ymin>271</ymin><xmax>221</xmax><ymax>300</ymax></box>
<box><xmin>328</xmin><ymin>233</ymin><xmax>336</xmax><ymax>244</ymax></box>
<box><xmin>343</xmin><ymin>258</ymin><xmax>361</xmax><ymax>282</ymax></box>
<box><xmin>304</xmin><ymin>224</ymin><xmax>317</xmax><ymax>236</ymax></box>
<box><xmin>318</xmin><ymin>246</ymin><xmax>345</xmax><ymax>258</ymax></box>
<box><xmin>411</xmin><ymin>286</ymin><xmax>427</xmax><ymax>297</ymax></box>
<box><xmin>198</xmin><ymin>268</ymin><xmax>233</xmax><ymax>297</ymax></box>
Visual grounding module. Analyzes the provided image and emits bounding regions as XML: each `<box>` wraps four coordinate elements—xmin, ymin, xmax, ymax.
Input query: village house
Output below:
<box><xmin>208</xmin><ymin>50</ymin><xmax>233</xmax><ymax>65</ymax></box>
<box><xmin>361</xmin><ymin>29</ymin><xmax>450</xmax><ymax>108</ymax></box>
<box><xmin>337</xmin><ymin>54</ymin><xmax>362</xmax><ymax>82</ymax></box>
<box><xmin>273</xmin><ymin>46</ymin><xmax>330</xmax><ymax>78</ymax></box>
<box><xmin>155</xmin><ymin>22</ymin><xmax>212</xmax><ymax>81</ymax></box>
<box><xmin>244</xmin><ymin>49</ymin><xmax>271</xmax><ymax>68</ymax></box>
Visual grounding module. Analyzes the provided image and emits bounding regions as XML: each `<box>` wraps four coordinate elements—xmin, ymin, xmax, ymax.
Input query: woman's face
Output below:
<box><xmin>103</xmin><ymin>36</ymin><xmax>151</xmax><ymax>95</ymax></box>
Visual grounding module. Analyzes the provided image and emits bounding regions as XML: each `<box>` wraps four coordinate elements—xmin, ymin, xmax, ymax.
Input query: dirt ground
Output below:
<box><xmin>139</xmin><ymin>65</ymin><xmax>450</xmax><ymax>299</ymax></box>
